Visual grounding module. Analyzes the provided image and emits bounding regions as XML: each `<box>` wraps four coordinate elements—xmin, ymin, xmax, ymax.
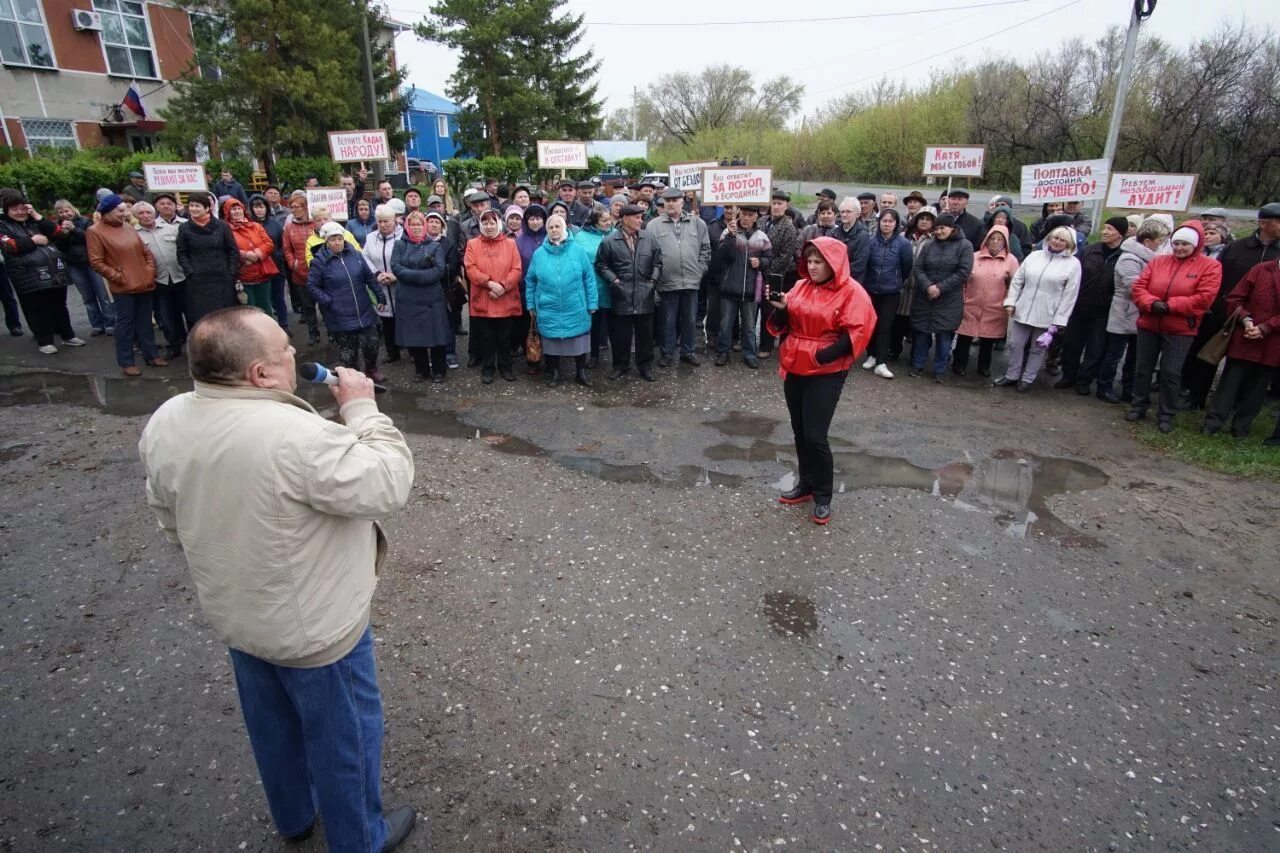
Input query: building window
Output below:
<box><xmin>93</xmin><ymin>0</ymin><xmax>158</xmax><ymax>79</ymax></box>
<box><xmin>21</xmin><ymin>119</ymin><xmax>77</xmax><ymax>151</ymax></box>
<box><xmin>0</xmin><ymin>0</ymin><xmax>55</xmax><ymax>68</ymax></box>
<box><xmin>437</xmin><ymin>114</ymin><xmax>448</xmax><ymax>138</ymax></box>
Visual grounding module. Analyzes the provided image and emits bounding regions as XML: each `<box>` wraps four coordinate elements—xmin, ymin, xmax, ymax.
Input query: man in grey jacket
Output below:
<box><xmin>646</xmin><ymin>187</ymin><xmax>710</xmax><ymax>366</ymax></box>
<box><xmin>133</xmin><ymin>201</ymin><xmax>188</xmax><ymax>358</ymax></box>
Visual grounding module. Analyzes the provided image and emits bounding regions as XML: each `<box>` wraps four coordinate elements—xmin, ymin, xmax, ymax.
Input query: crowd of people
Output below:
<box><xmin>1</xmin><ymin>172</ymin><xmax>1278</xmax><ymax>444</ymax></box>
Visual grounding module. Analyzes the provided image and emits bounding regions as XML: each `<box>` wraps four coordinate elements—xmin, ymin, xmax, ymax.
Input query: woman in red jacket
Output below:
<box><xmin>765</xmin><ymin>237</ymin><xmax>875</xmax><ymax>524</ymax></box>
<box><xmin>464</xmin><ymin>208</ymin><xmax>524</xmax><ymax>383</ymax></box>
<box><xmin>222</xmin><ymin>198</ymin><xmax>278</xmax><ymax>313</ymax></box>
<box><xmin>1126</xmin><ymin>220</ymin><xmax>1221</xmax><ymax>432</ymax></box>
<box><xmin>1203</xmin><ymin>259</ymin><xmax>1280</xmax><ymax>438</ymax></box>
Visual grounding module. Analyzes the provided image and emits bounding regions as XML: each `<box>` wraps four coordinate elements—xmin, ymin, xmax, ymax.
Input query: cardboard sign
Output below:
<box><xmin>923</xmin><ymin>145</ymin><xmax>985</xmax><ymax>177</ymax></box>
<box><xmin>142</xmin><ymin>162</ymin><xmax>208</xmax><ymax>193</ymax></box>
<box><xmin>1020</xmin><ymin>159</ymin><xmax>1110</xmax><ymax>204</ymax></box>
<box><xmin>1104</xmin><ymin>172</ymin><xmax>1199</xmax><ymax>212</ymax></box>
<box><xmin>536</xmin><ymin>140</ymin><xmax>589</xmax><ymax>170</ymax></box>
<box><xmin>328</xmin><ymin>130</ymin><xmax>390</xmax><ymax>163</ymax></box>
<box><xmin>306</xmin><ymin>187</ymin><xmax>349</xmax><ymax>222</ymax></box>
<box><xmin>668</xmin><ymin>160</ymin><xmax>719</xmax><ymax>193</ymax></box>
<box><xmin>700</xmin><ymin>167</ymin><xmax>773</xmax><ymax>207</ymax></box>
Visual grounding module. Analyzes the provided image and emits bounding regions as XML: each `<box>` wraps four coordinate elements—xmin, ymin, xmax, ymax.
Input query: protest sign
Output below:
<box><xmin>669</xmin><ymin>160</ymin><xmax>720</xmax><ymax>193</ymax></box>
<box><xmin>923</xmin><ymin>145</ymin><xmax>986</xmax><ymax>177</ymax></box>
<box><xmin>306</xmin><ymin>187</ymin><xmax>349</xmax><ymax>222</ymax></box>
<box><xmin>1104</xmin><ymin>173</ymin><xmax>1199</xmax><ymax>212</ymax></box>
<box><xmin>1020</xmin><ymin>158</ymin><xmax>1110</xmax><ymax>204</ymax></box>
<box><xmin>700</xmin><ymin>167</ymin><xmax>773</xmax><ymax>207</ymax></box>
<box><xmin>536</xmin><ymin>140</ymin><xmax>589</xmax><ymax>170</ymax></box>
<box><xmin>328</xmin><ymin>130</ymin><xmax>390</xmax><ymax>163</ymax></box>
<box><xmin>142</xmin><ymin>163</ymin><xmax>208</xmax><ymax>193</ymax></box>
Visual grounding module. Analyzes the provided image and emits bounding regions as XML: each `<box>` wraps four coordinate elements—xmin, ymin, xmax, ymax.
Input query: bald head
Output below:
<box><xmin>188</xmin><ymin>306</ymin><xmax>276</xmax><ymax>385</ymax></box>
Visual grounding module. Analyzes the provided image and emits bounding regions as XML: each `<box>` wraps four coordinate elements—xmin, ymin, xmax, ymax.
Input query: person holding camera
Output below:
<box><xmin>764</xmin><ymin>237</ymin><xmax>875</xmax><ymax>525</ymax></box>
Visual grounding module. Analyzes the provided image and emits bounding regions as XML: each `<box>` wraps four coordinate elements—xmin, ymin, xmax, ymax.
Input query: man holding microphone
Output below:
<box><xmin>138</xmin><ymin>306</ymin><xmax>417</xmax><ymax>851</ymax></box>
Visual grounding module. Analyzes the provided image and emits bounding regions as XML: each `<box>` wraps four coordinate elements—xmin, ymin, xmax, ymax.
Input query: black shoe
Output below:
<box><xmin>481</xmin><ymin>371</ymin><xmax>495</xmax><ymax>385</ymax></box>
<box><xmin>680</xmin><ymin>354</ymin><xmax>701</xmax><ymax>366</ymax></box>
<box><xmin>466</xmin><ymin>354</ymin><xmax>481</xmax><ymax>368</ymax></box>
<box><xmin>1201</xmin><ymin>425</ymin><xmax>1219</xmax><ymax>436</ymax></box>
<box><xmin>1120</xmin><ymin>391</ymin><xmax>1133</xmax><ymax>403</ymax></box>
<box><xmin>575</xmin><ymin>368</ymin><xmax>593</xmax><ymax>387</ymax></box>
<box><xmin>744</xmin><ymin>358</ymin><xmax>759</xmax><ymax>369</ymax></box>
<box><xmin>778</xmin><ymin>485</ymin><xmax>813</xmax><ymax>505</ymax></box>
<box><xmin>385</xmin><ymin>354</ymin><xmax>401</xmax><ymax>363</ymax></box>
<box><xmin>414</xmin><ymin>373</ymin><xmax>428</xmax><ymax>383</ymax></box>
<box><xmin>283</xmin><ymin>820</ymin><xmax>315</xmax><ymax>843</ymax></box>
<box><xmin>908</xmin><ymin>368</ymin><xmax>923</xmax><ymax>378</ymax></box>
<box><xmin>8</xmin><ymin>326</ymin><xmax>22</xmax><ymax>337</ymax></box>
<box><xmin>383</xmin><ymin>805</ymin><xmax>417</xmax><ymax>851</ymax></box>
<box><xmin>1157</xmin><ymin>419</ymin><xmax>1174</xmax><ymax>434</ymax></box>
<box><xmin>976</xmin><ymin>367</ymin><xmax>991</xmax><ymax>378</ymax></box>
<box><xmin>545</xmin><ymin>368</ymin><xmax>563</xmax><ymax>385</ymax></box>
<box><xmin>1075</xmin><ymin>384</ymin><xmax>1092</xmax><ymax>395</ymax></box>
<box><xmin>609</xmin><ymin>368</ymin><xmax>628</xmax><ymax>381</ymax></box>
<box><xmin>307</xmin><ymin>329</ymin><xmax>320</xmax><ymax>346</ymax></box>
<box><xmin>934</xmin><ymin>373</ymin><xmax>944</xmax><ymax>384</ymax></box>
<box><xmin>1097</xmin><ymin>390</ymin><xmax>1122</xmax><ymax>403</ymax></box>
<box><xmin>455</xmin><ymin>328</ymin><xmax>468</xmax><ymax>336</ymax></box>
<box><xmin>500</xmin><ymin>368</ymin><xmax>516</xmax><ymax>382</ymax></box>
<box><xmin>166</xmin><ymin>346</ymin><xmax>184</xmax><ymax>360</ymax></box>
<box><xmin>1125</xmin><ymin>409</ymin><xmax>1145</xmax><ymax>422</ymax></box>
<box><xmin>1263</xmin><ymin>437</ymin><xmax>1280</xmax><ymax>447</ymax></box>
<box><xmin>811</xmin><ymin>503</ymin><xmax>832</xmax><ymax>525</ymax></box>
<box><xmin>638</xmin><ymin>367</ymin><xmax>657</xmax><ymax>382</ymax></box>
<box><xmin>432</xmin><ymin>373</ymin><xmax>445</xmax><ymax>384</ymax></box>
<box><xmin>90</xmin><ymin>328</ymin><xmax>106</xmax><ymax>337</ymax></box>
<box><xmin>586</xmin><ymin>355</ymin><xmax>600</xmax><ymax>369</ymax></box>
<box><xmin>952</xmin><ymin>364</ymin><xmax>966</xmax><ymax>377</ymax></box>
<box><xmin>992</xmin><ymin>376</ymin><xmax>1017</xmax><ymax>387</ymax></box>
<box><xmin>657</xmin><ymin>355</ymin><xmax>672</xmax><ymax>368</ymax></box>
<box><xmin>1016</xmin><ymin>381</ymin><xmax>1032</xmax><ymax>393</ymax></box>
<box><xmin>1053</xmin><ymin>378</ymin><xmax>1075</xmax><ymax>390</ymax></box>
<box><xmin>714</xmin><ymin>352</ymin><xmax>729</xmax><ymax>366</ymax></box>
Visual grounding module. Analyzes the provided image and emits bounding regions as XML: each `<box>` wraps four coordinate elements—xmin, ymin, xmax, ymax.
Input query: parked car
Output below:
<box><xmin>641</xmin><ymin>172</ymin><xmax>669</xmax><ymax>187</ymax></box>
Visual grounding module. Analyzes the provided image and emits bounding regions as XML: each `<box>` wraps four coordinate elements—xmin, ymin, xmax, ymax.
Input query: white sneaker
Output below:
<box><xmin>38</xmin><ymin>344</ymin><xmax>57</xmax><ymax>355</ymax></box>
<box><xmin>874</xmin><ymin>363</ymin><xmax>894</xmax><ymax>379</ymax></box>
<box><xmin>861</xmin><ymin>355</ymin><xmax>876</xmax><ymax>370</ymax></box>
<box><xmin>62</xmin><ymin>337</ymin><xmax>86</xmax><ymax>347</ymax></box>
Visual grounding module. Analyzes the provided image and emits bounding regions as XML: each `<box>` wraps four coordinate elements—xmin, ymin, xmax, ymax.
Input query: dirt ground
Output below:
<box><xmin>0</xmin><ymin>310</ymin><xmax>1276</xmax><ymax>852</ymax></box>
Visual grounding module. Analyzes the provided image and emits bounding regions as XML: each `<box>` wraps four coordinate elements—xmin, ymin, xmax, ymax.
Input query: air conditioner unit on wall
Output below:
<box><xmin>73</xmin><ymin>9</ymin><xmax>103</xmax><ymax>31</ymax></box>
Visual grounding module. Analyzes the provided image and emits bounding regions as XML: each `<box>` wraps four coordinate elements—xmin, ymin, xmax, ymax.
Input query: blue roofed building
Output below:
<box><xmin>403</xmin><ymin>87</ymin><xmax>463</xmax><ymax>165</ymax></box>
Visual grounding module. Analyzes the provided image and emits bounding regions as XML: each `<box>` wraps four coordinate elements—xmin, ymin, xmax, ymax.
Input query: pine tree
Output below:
<box><xmin>416</xmin><ymin>0</ymin><xmax>602</xmax><ymax>159</ymax></box>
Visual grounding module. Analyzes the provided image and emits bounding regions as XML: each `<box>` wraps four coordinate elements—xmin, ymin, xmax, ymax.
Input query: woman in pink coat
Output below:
<box><xmin>953</xmin><ymin>224</ymin><xmax>1019</xmax><ymax>377</ymax></box>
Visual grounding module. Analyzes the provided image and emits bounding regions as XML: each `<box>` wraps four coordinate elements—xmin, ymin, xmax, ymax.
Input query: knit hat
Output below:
<box><xmin>504</xmin><ymin>205</ymin><xmax>524</xmax><ymax>220</ymax></box>
<box><xmin>1145</xmin><ymin>213</ymin><xmax>1175</xmax><ymax>232</ymax></box>
<box><xmin>95</xmin><ymin>187</ymin><xmax>114</xmax><ymax>203</ymax></box>
<box><xmin>1126</xmin><ymin>214</ymin><xmax>1144</xmax><ymax>231</ymax></box>
<box><xmin>319</xmin><ymin>222</ymin><xmax>345</xmax><ymax>239</ymax></box>
<box><xmin>934</xmin><ymin>213</ymin><xmax>956</xmax><ymax>228</ymax></box>
<box><xmin>387</xmin><ymin>198</ymin><xmax>406</xmax><ymax>215</ymax></box>
<box><xmin>425</xmin><ymin>211</ymin><xmax>447</xmax><ymax>226</ymax></box>
<box><xmin>96</xmin><ymin>193</ymin><xmax>124</xmax><ymax>214</ymax></box>
<box><xmin>1170</xmin><ymin>226</ymin><xmax>1200</xmax><ymax>247</ymax></box>
<box><xmin>609</xmin><ymin>194</ymin><xmax>628</xmax><ymax>207</ymax></box>
<box><xmin>1104</xmin><ymin>216</ymin><xmax>1130</xmax><ymax>236</ymax></box>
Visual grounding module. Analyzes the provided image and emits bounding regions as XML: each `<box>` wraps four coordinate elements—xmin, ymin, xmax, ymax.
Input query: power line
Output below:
<box><xmin>810</xmin><ymin>0</ymin><xmax>1085</xmax><ymax>98</ymax></box>
<box><xmin>584</xmin><ymin>0</ymin><xmax>1048</xmax><ymax>27</ymax></box>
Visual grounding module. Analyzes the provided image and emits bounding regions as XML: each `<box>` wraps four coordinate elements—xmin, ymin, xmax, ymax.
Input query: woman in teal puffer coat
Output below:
<box><xmin>574</xmin><ymin>208</ymin><xmax>613</xmax><ymax>367</ymax></box>
<box><xmin>526</xmin><ymin>214</ymin><xmax>598</xmax><ymax>386</ymax></box>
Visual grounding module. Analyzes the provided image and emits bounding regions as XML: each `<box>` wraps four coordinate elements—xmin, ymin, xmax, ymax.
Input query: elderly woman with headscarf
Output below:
<box><xmin>221</xmin><ymin>197</ymin><xmax>278</xmax><ymax>313</ymax></box>
<box><xmin>53</xmin><ymin>199</ymin><xmax>115</xmax><ymax>335</ymax></box>
<box><xmin>514</xmin><ymin>203</ymin><xmax>549</xmax><ymax>370</ymax></box>
<box><xmin>546</xmin><ymin>200</ymin><xmax>580</xmax><ymax>236</ymax></box>
<box><xmin>909</xmin><ymin>212</ymin><xmax>973</xmax><ymax>382</ymax></box>
<box><xmin>176</xmin><ymin>191</ymin><xmax>240</xmax><ymax>326</ymax></box>
<box><xmin>391</xmin><ymin>211</ymin><xmax>453</xmax><ymax>383</ymax></box>
<box><xmin>307</xmin><ymin>221</ymin><xmax>386</xmax><ymax>380</ymax></box>
<box><xmin>525</xmin><ymin>213</ymin><xmax>598</xmax><ymax>386</ymax></box>
<box><xmin>994</xmin><ymin>226</ymin><xmax>1081</xmax><ymax>392</ymax></box>
<box><xmin>363</xmin><ymin>203</ymin><xmax>402</xmax><ymax>363</ymax></box>
<box><xmin>954</xmin><ymin>224</ymin><xmax>1019</xmax><ymax>378</ymax></box>
<box><xmin>464</xmin><ymin>207</ymin><xmax>523</xmax><ymax>383</ymax></box>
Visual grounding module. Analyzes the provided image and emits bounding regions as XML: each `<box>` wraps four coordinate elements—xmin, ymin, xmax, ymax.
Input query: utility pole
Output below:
<box><xmin>631</xmin><ymin>86</ymin><xmax>638</xmax><ymax>140</ymax></box>
<box><xmin>357</xmin><ymin>0</ymin><xmax>383</xmax><ymax>184</ymax></box>
<box><xmin>1092</xmin><ymin>0</ymin><xmax>1153</xmax><ymax>228</ymax></box>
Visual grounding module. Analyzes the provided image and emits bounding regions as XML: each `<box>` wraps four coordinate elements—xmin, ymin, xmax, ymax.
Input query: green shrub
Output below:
<box><xmin>274</xmin><ymin>156</ymin><xmax>339</xmax><ymax>191</ymax></box>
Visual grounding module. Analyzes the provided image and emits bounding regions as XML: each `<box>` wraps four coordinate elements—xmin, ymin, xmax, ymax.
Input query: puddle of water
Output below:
<box><xmin>762</xmin><ymin>591</ymin><xmax>818</xmax><ymax>638</ymax></box>
<box><xmin>0</xmin><ymin>441</ymin><xmax>32</xmax><ymax>463</ymax></box>
<box><xmin>704</xmin><ymin>410</ymin><xmax>781</xmax><ymax>437</ymax></box>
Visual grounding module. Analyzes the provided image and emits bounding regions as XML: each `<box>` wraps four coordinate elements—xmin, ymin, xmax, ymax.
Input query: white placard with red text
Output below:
<box><xmin>536</xmin><ymin>140</ymin><xmax>589</xmax><ymax>170</ymax></box>
<box><xmin>142</xmin><ymin>162</ymin><xmax>208</xmax><ymax>193</ymax></box>
<box><xmin>700</xmin><ymin>167</ymin><xmax>773</xmax><ymax>206</ymax></box>
<box><xmin>1104</xmin><ymin>172</ymin><xmax>1199</xmax><ymax>212</ymax></box>
<box><xmin>328</xmin><ymin>130</ymin><xmax>390</xmax><ymax>164</ymax></box>
<box><xmin>1020</xmin><ymin>158</ymin><xmax>1110</xmax><ymax>204</ymax></box>
<box><xmin>923</xmin><ymin>145</ymin><xmax>986</xmax><ymax>177</ymax></box>
<box><xmin>305</xmin><ymin>187</ymin><xmax>349</xmax><ymax>222</ymax></box>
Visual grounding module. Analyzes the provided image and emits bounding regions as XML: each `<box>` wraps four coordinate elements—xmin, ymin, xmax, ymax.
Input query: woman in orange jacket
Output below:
<box><xmin>764</xmin><ymin>236</ymin><xmax>875</xmax><ymax>524</ymax></box>
<box><xmin>1126</xmin><ymin>220</ymin><xmax>1221</xmax><ymax>432</ymax></box>
<box><xmin>464</xmin><ymin>208</ymin><xmax>524</xmax><ymax>383</ymax></box>
<box><xmin>222</xmin><ymin>198</ymin><xmax>278</xmax><ymax>313</ymax></box>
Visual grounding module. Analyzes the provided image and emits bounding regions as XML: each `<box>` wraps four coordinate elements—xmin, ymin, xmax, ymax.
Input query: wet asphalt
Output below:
<box><xmin>0</xmin><ymin>303</ymin><xmax>1277</xmax><ymax>852</ymax></box>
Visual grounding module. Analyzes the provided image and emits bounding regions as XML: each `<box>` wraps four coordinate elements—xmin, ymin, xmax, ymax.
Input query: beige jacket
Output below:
<box><xmin>138</xmin><ymin>382</ymin><xmax>414</xmax><ymax>667</ymax></box>
<box><xmin>135</xmin><ymin>219</ymin><xmax>185</xmax><ymax>284</ymax></box>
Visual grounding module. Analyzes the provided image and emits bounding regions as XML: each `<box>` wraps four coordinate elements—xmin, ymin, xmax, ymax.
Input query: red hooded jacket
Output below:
<box><xmin>222</xmin><ymin>198</ymin><xmax>278</xmax><ymax>284</ymax></box>
<box><xmin>766</xmin><ymin>236</ymin><xmax>876</xmax><ymax>377</ymax></box>
<box><xmin>1131</xmin><ymin>220</ymin><xmax>1221</xmax><ymax>336</ymax></box>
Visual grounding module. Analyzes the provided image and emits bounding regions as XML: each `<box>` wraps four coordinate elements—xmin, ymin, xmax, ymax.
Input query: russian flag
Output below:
<box><xmin>123</xmin><ymin>82</ymin><xmax>146</xmax><ymax>119</ymax></box>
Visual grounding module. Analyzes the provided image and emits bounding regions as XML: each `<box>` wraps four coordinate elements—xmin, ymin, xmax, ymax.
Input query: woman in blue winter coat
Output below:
<box><xmin>345</xmin><ymin>198</ymin><xmax>377</xmax><ymax>247</ymax></box>
<box><xmin>526</xmin><ymin>214</ymin><xmax>598</xmax><ymax>386</ymax></box>
<box><xmin>861</xmin><ymin>209</ymin><xmax>914</xmax><ymax>378</ymax></box>
<box><xmin>390</xmin><ymin>211</ymin><xmax>452</xmax><ymax>383</ymax></box>
<box><xmin>306</xmin><ymin>221</ymin><xmax>385</xmax><ymax>379</ymax></box>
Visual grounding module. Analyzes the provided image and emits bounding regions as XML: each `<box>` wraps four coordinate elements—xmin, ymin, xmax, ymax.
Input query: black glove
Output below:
<box><xmin>1151</xmin><ymin>300</ymin><xmax>1168</xmax><ymax>315</ymax></box>
<box><xmin>815</xmin><ymin>336</ymin><xmax>853</xmax><ymax>365</ymax></box>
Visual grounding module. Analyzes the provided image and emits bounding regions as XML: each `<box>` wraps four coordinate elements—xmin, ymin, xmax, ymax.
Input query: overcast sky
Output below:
<box><xmin>389</xmin><ymin>0</ymin><xmax>1279</xmax><ymax>122</ymax></box>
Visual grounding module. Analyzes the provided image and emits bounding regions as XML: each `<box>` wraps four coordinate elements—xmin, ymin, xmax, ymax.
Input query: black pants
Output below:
<box><xmin>381</xmin><ymin>316</ymin><xmax>399</xmax><ymax>360</ymax></box>
<box><xmin>1132</xmin><ymin>330</ymin><xmax>1194</xmax><ymax>421</ymax></box>
<box><xmin>0</xmin><ymin>263</ymin><xmax>22</xmax><ymax>331</ymax></box>
<box><xmin>1182</xmin><ymin>310</ymin><xmax>1224</xmax><ymax>407</ymax></box>
<box><xmin>1060</xmin><ymin>315</ymin><xmax>1109</xmax><ymax>388</ymax></box>
<box><xmin>410</xmin><ymin>345</ymin><xmax>447</xmax><ymax>378</ymax></box>
<box><xmin>331</xmin><ymin>326</ymin><xmax>379</xmax><ymax>372</ymax></box>
<box><xmin>952</xmin><ymin>334</ymin><xmax>995</xmax><ymax>374</ymax></box>
<box><xmin>471</xmin><ymin>315</ymin><xmax>514</xmax><ymax>373</ymax></box>
<box><xmin>1204</xmin><ymin>358</ymin><xmax>1274</xmax><ymax>437</ymax></box>
<box><xmin>704</xmin><ymin>285</ymin><xmax>721</xmax><ymax>349</ymax></box>
<box><xmin>783</xmin><ymin>370</ymin><xmax>847</xmax><ymax>505</ymax></box>
<box><xmin>608</xmin><ymin>312</ymin><xmax>654</xmax><ymax>371</ymax></box>
<box><xmin>758</xmin><ymin>301</ymin><xmax>777</xmax><ymax>354</ymax></box>
<box><xmin>154</xmin><ymin>280</ymin><xmax>188</xmax><ymax>354</ymax></box>
<box><xmin>290</xmin><ymin>281</ymin><xmax>319</xmax><ymax>333</ymax></box>
<box><xmin>16</xmin><ymin>286</ymin><xmax>75</xmax><ymax>346</ymax></box>
<box><xmin>590</xmin><ymin>309</ymin><xmax>609</xmax><ymax>359</ymax></box>
<box><xmin>511</xmin><ymin>311</ymin><xmax>531</xmax><ymax>357</ymax></box>
<box><xmin>888</xmin><ymin>314</ymin><xmax>913</xmax><ymax>359</ymax></box>
<box><xmin>866</xmin><ymin>291</ymin><xmax>901</xmax><ymax>363</ymax></box>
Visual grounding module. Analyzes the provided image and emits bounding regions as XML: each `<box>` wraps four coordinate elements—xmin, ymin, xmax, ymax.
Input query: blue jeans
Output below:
<box><xmin>659</xmin><ymin>289</ymin><xmax>698</xmax><ymax>357</ymax></box>
<box><xmin>113</xmin><ymin>291</ymin><xmax>158</xmax><ymax>367</ymax></box>
<box><xmin>229</xmin><ymin>627</ymin><xmax>388</xmax><ymax>852</ymax></box>
<box><xmin>66</xmin><ymin>263</ymin><xmax>115</xmax><ymax>331</ymax></box>
<box><xmin>911</xmin><ymin>330</ymin><xmax>954</xmax><ymax>374</ymax></box>
<box><xmin>717</xmin><ymin>297</ymin><xmax>758</xmax><ymax>356</ymax></box>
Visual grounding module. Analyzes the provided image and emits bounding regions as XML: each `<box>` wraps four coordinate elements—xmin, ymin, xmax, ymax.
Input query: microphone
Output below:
<box><xmin>299</xmin><ymin>362</ymin><xmax>388</xmax><ymax>394</ymax></box>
